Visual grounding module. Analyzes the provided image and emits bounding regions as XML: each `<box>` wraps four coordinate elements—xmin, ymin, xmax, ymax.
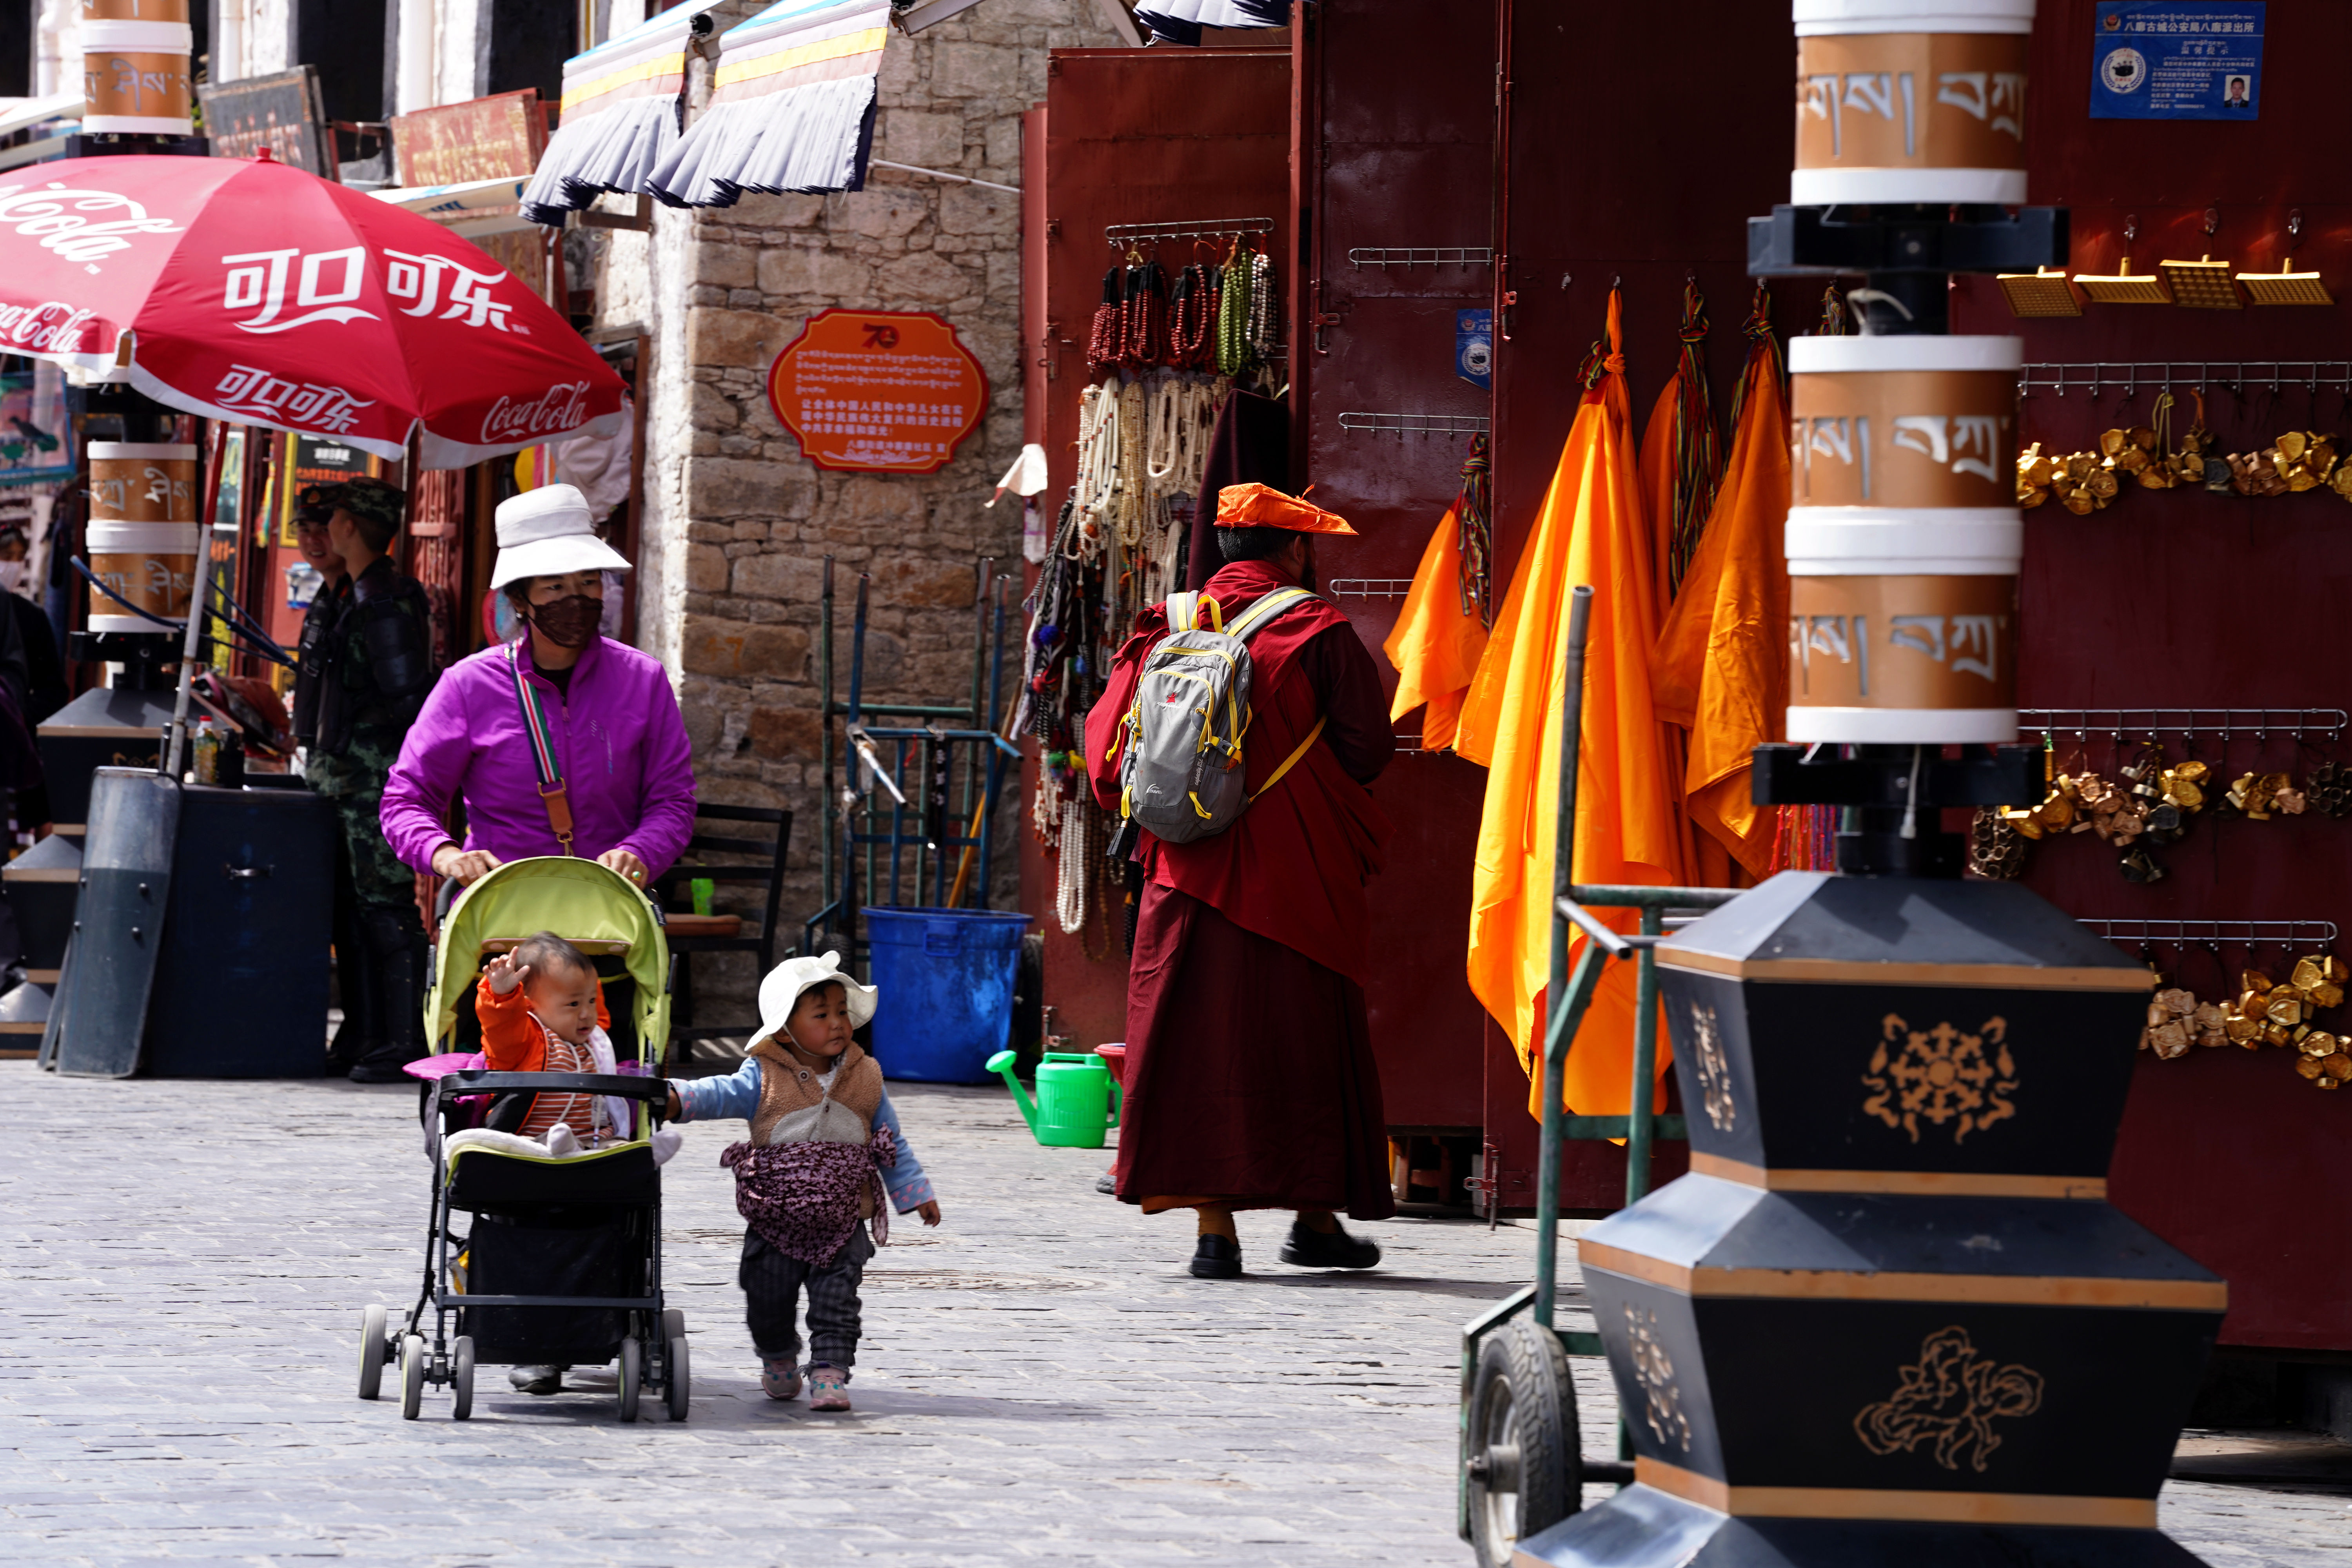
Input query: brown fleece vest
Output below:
<box><xmin>746</xmin><ymin>1039</ymin><xmax>884</xmax><ymax>1147</ymax></box>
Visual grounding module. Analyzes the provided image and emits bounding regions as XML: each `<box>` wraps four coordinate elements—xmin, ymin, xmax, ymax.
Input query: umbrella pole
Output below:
<box><xmin>163</xmin><ymin>421</ymin><xmax>229</xmax><ymax>779</ymax></box>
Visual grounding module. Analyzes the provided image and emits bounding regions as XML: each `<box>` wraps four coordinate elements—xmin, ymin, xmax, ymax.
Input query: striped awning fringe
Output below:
<box><xmin>520</xmin><ymin>0</ymin><xmax>731</xmax><ymax>226</ymax></box>
<box><xmin>648</xmin><ymin>0</ymin><xmax>889</xmax><ymax>209</ymax></box>
<box><xmin>1131</xmin><ymin>0</ymin><xmax>1290</xmax><ymax>47</ymax></box>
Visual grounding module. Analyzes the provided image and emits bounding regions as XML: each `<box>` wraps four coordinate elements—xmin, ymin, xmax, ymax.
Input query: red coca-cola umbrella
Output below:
<box><xmin>0</xmin><ymin>153</ymin><xmax>624</xmax><ymax>466</ymax></box>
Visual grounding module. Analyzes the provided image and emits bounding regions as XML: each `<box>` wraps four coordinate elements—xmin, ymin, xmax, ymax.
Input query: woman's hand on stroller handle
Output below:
<box><xmin>431</xmin><ymin>841</ymin><xmax>503</xmax><ymax>884</ymax></box>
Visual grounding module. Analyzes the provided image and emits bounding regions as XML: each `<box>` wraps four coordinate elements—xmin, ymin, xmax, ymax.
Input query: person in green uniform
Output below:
<box><xmin>296</xmin><ymin>477</ymin><xmax>437</xmax><ymax>1083</ymax></box>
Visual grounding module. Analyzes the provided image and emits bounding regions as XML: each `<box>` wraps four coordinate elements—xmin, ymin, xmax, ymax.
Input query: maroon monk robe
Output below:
<box><xmin>1083</xmin><ymin>559</ymin><xmax>1397</xmax><ymax>1219</ymax></box>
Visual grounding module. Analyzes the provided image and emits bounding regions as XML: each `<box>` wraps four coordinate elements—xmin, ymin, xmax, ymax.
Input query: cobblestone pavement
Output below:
<box><xmin>1</xmin><ymin>1064</ymin><xmax>2343</xmax><ymax>1565</ymax></box>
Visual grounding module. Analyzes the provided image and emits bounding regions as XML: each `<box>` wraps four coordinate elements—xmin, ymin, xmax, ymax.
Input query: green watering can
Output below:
<box><xmin>986</xmin><ymin>1049</ymin><xmax>1122</xmax><ymax>1149</ymax></box>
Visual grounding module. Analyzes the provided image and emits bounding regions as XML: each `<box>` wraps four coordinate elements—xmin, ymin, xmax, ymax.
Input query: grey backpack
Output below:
<box><xmin>1113</xmin><ymin>586</ymin><xmax>1324</xmax><ymax>846</ymax></box>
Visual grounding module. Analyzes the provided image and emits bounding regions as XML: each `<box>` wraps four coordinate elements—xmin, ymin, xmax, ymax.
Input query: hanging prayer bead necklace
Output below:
<box><xmin>1085</xmin><ymin>266</ymin><xmax>1123</xmax><ymax>377</ymax></box>
<box><xmin>1247</xmin><ymin>250</ymin><xmax>1277</xmax><ymax>367</ymax></box>
<box><xmin>1120</xmin><ymin>262</ymin><xmax>1170</xmax><ymax>369</ymax></box>
<box><xmin>1216</xmin><ymin>243</ymin><xmax>1252</xmax><ymax>377</ymax></box>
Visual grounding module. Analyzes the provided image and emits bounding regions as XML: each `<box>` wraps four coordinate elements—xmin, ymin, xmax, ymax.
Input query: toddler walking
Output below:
<box><xmin>667</xmin><ymin>953</ymin><xmax>939</xmax><ymax>1412</ymax></box>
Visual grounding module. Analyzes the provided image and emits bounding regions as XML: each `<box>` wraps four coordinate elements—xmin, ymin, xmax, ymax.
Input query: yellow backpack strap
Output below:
<box><xmin>1250</xmin><ymin>717</ymin><xmax>1327</xmax><ymax>801</ymax></box>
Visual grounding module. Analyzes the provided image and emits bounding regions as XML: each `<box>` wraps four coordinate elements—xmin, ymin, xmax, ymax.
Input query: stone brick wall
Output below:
<box><xmin>591</xmin><ymin>0</ymin><xmax>1125</xmax><ymax>1013</ymax></box>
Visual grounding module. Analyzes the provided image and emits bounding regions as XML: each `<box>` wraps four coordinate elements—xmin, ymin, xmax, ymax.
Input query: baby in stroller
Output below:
<box><xmin>478</xmin><ymin>932</ymin><xmax>680</xmax><ymax>1162</ymax></box>
<box><xmin>362</xmin><ymin>858</ymin><xmax>687</xmax><ymax>1423</ymax></box>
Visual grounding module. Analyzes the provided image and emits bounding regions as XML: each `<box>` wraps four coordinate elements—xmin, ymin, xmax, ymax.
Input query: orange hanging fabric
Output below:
<box><xmin>1383</xmin><ymin>439</ymin><xmax>1494</xmax><ymax>752</ymax></box>
<box><xmin>1459</xmin><ymin>289</ymin><xmax>1686</xmax><ymax>1118</ymax></box>
<box><xmin>1651</xmin><ymin>285</ymin><xmax>1790</xmax><ymax>878</ymax></box>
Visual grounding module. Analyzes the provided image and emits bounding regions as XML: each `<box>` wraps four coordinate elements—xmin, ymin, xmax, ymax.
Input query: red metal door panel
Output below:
<box><xmin>1019</xmin><ymin>49</ymin><xmax>1295</xmax><ymax>1051</ymax></box>
<box><xmin>1487</xmin><ymin>0</ymin><xmax>1796</xmax><ymax>1201</ymax></box>
<box><xmin>1942</xmin><ymin>0</ymin><xmax>2352</xmax><ymax>1351</ymax></box>
<box><xmin>1298</xmin><ymin>0</ymin><xmax>1501</xmax><ymax>1131</ymax></box>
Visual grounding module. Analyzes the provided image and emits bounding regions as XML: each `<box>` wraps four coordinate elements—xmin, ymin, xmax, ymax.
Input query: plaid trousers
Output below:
<box><xmin>739</xmin><ymin>1223</ymin><xmax>875</xmax><ymax>1372</ymax></box>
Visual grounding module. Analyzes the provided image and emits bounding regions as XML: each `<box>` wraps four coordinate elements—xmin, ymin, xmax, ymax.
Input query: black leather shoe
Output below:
<box><xmin>1279</xmin><ymin>1220</ymin><xmax>1381</xmax><ymax>1270</ymax></box>
<box><xmin>1189</xmin><ymin>1234</ymin><xmax>1243</xmax><ymax>1279</ymax></box>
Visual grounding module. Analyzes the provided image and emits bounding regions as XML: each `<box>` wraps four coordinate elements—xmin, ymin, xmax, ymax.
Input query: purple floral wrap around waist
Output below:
<box><xmin>720</xmin><ymin>1124</ymin><xmax>898</xmax><ymax>1265</ymax></box>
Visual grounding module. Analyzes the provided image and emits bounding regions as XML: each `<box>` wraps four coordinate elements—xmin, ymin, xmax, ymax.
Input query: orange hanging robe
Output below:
<box><xmin>1651</xmin><ymin>289</ymin><xmax>1791</xmax><ymax>879</ymax></box>
<box><xmin>1384</xmin><ymin>441</ymin><xmax>1494</xmax><ymax>752</ymax></box>
<box><xmin>1383</xmin><ymin>506</ymin><xmax>1488</xmax><ymax>751</ymax></box>
<box><xmin>1457</xmin><ymin>290</ymin><xmax>1687</xmax><ymax>1119</ymax></box>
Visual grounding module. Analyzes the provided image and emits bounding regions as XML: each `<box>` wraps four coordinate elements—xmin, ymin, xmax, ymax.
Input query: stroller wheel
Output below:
<box><xmin>450</xmin><ymin>1337</ymin><xmax>475</xmax><ymax>1421</ymax></box>
<box><xmin>356</xmin><ymin>1305</ymin><xmax>389</xmax><ymax>1401</ymax></box>
<box><xmin>662</xmin><ymin>1307</ymin><xmax>686</xmax><ymax>1344</ymax></box>
<box><xmin>399</xmin><ymin>1335</ymin><xmax>426</xmax><ymax>1420</ymax></box>
<box><xmin>617</xmin><ymin>1336</ymin><xmax>642</xmax><ymax>1424</ymax></box>
<box><xmin>665</xmin><ymin>1330</ymin><xmax>691</xmax><ymax>1423</ymax></box>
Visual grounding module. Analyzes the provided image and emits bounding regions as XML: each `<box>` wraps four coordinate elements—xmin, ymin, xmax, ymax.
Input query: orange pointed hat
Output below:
<box><xmin>1214</xmin><ymin>482</ymin><xmax>1359</xmax><ymax>535</ymax></box>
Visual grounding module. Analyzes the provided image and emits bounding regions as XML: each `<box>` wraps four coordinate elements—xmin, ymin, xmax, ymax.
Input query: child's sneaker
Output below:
<box><xmin>806</xmin><ymin>1363</ymin><xmax>851</xmax><ymax>1412</ymax></box>
<box><xmin>760</xmin><ymin>1357</ymin><xmax>802</xmax><ymax>1400</ymax></box>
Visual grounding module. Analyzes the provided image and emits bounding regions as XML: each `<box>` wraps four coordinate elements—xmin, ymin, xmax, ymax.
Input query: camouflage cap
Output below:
<box><xmin>319</xmin><ymin>476</ymin><xmax>407</xmax><ymax>534</ymax></box>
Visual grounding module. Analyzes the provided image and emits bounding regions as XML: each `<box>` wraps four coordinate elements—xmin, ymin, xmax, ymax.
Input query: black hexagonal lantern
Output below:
<box><xmin>1518</xmin><ymin>873</ymin><xmax>2224</xmax><ymax>1567</ymax></box>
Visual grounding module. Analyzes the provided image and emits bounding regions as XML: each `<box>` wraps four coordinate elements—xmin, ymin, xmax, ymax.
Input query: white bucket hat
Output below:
<box><xmin>491</xmin><ymin>483</ymin><xmax>632</xmax><ymax>590</ymax></box>
<box><xmin>751</xmin><ymin>951</ymin><xmax>878</xmax><ymax>1050</ymax></box>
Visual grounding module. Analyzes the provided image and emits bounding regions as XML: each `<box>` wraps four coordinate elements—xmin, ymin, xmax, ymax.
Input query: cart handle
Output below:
<box><xmin>1552</xmin><ymin>898</ymin><xmax>1632</xmax><ymax>956</ymax></box>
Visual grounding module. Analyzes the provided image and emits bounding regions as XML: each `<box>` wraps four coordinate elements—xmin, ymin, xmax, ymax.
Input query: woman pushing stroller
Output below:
<box><xmin>666</xmin><ymin>953</ymin><xmax>942</xmax><ymax>1412</ymax></box>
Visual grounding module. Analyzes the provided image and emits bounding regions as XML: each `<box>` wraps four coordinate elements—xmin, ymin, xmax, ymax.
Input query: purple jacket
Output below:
<box><xmin>380</xmin><ymin>634</ymin><xmax>697</xmax><ymax>878</ymax></box>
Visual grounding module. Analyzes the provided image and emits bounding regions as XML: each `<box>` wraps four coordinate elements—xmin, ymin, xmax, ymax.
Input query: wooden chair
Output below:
<box><xmin>650</xmin><ymin>805</ymin><xmax>793</xmax><ymax>1065</ymax></box>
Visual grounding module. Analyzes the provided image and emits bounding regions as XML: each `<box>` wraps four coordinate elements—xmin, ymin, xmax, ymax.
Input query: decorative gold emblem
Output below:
<box><xmin>1624</xmin><ymin>1305</ymin><xmax>1692</xmax><ymax>1453</ymax></box>
<box><xmin>1862</xmin><ymin>1014</ymin><xmax>2019</xmax><ymax>1143</ymax></box>
<box><xmin>1854</xmin><ymin>1326</ymin><xmax>2045</xmax><ymax>1472</ymax></box>
<box><xmin>1688</xmin><ymin>1002</ymin><xmax>1735</xmax><ymax>1133</ymax></box>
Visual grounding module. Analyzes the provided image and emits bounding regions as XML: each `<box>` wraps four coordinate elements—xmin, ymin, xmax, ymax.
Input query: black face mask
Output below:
<box><xmin>528</xmin><ymin>594</ymin><xmax>603</xmax><ymax>649</ymax></box>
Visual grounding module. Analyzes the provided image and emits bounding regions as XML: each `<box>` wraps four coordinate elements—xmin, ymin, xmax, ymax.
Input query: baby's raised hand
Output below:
<box><xmin>484</xmin><ymin>952</ymin><xmax>532</xmax><ymax>997</ymax></box>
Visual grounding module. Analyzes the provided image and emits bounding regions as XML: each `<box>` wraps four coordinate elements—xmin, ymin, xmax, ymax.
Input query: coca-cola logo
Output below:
<box><xmin>0</xmin><ymin>300</ymin><xmax>96</xmax><ymax>353</ymax></box>
<box><xmin>0</xmin><ymin>183</ymin><xmax>182</xmax><ymax>269</ymax></box>
<box><xmin>481</xmin><ymin>382</ymin><xmax>592</xmax><ymax>445</ymax></box>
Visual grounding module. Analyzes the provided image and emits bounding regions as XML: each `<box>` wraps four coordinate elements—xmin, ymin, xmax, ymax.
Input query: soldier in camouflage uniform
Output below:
<box><xmin>290</xmin><ymin>477</ymin><xmax>437</xmax><ymax>1083</ymax></box>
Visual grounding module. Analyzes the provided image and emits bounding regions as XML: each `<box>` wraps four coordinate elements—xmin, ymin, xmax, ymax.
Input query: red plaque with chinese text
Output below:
<box><xmin>766</xmin><ymin>309</ymin><xmax>989</xmax><ymax>475</ymax></box>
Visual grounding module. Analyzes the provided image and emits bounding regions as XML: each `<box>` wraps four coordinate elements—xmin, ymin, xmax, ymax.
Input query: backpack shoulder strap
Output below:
<box><xmin>1223</xmin><ymin>586</ymin><xmax>1318</xmax><ymax>643</ymax></box>
<box><xmin>1163</xmin><ymin>591</ymin><xmax>1224</xmax><ymax>634</ymax></box>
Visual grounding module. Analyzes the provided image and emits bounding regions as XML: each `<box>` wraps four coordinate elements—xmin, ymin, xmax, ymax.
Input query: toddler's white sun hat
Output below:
<box><xmin>751</xmin><ymin>951</ymin><xmax>878</xmax><ymax>1049</ymax></box>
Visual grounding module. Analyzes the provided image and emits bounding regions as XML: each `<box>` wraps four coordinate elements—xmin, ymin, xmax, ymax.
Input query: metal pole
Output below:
<box><xmin>1534</xmin><ymin>585</ymin><xmax>1595</xmax><ymax>1330</ymax></box>
<box><xmin>163</xmin><ymin>421</ymin><xmax>229</xmax><ymax>778</ymax></box>
<box><xmin>973</xmin><ymin>572</ymin><xmax>1010</xmax><ymax>909</ymax></box>
<box><xmin>818</xmin><ymin>557</ymin><xmax>835</xmax><ymax>927</ymax></box>
<box><xmin>1626</xmin><ymin>906</ymin><xmax>1664</xmax><ymax>1205</ymax></box>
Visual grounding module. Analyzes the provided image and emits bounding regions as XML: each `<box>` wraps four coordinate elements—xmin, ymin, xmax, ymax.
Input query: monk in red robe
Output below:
<box><xmin>1085</xmin><ymin>483</ymin><xmax>1396</xmax><ymax>1278</ymax></box>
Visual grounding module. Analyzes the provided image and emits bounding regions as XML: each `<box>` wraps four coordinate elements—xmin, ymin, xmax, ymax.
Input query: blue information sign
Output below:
<box><xmin>2090</xmin><ymin>2</ymin><xmax>2264</xmax><ymax>120</ymax></box>
<box><xmin>1456</xmin><ymin>309</ymin><xmax>1493</xmax><ymax>390</ymax></box>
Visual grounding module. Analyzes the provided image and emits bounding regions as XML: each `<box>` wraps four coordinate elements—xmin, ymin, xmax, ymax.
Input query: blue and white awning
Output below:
<box><xmin>649</xmin><ymin>0</ymin><xmax>889</xmax><ymax>209</ymax></box>
<box><xmin>521</xmin><ymin>0</ymin><xmax>730</xmax><ymax>226</ymax></box>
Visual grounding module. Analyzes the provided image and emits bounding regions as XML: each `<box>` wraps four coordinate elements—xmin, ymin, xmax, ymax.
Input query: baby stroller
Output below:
<box><xmin>354</xmin><ymin>857</ymin><xmax>686</xmax><ymax>1423</ymax></box>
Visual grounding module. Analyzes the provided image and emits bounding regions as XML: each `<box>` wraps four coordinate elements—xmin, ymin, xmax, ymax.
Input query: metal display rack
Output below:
<box><xmin>1347</xmin><ymin>246</ymin><xmax>1494</xmax><ymax>268</ymax></box>
<box><xmin>2079</xmin><ymin>918</ymin><xmax>2341</xmax><ymax>948</ymax></box>
<box><xmin>2020</xmin><ymin>360</ymin><xmax>2352</xmax><ymax>398</ymax></box>
<box><xmin>2018</xmin><ymin>707</ymin><xmax>2348</xmax><ymax>741</ymax></box>
<box><xmin>1103</xmin><ymin>216</ymin><xmax>1274</xmax><ymax>247</ymax></box>
<box><xmin>1336</xmin><ymin>411</ymin><xmax>1492</xmax><ymax>438</ymax></box>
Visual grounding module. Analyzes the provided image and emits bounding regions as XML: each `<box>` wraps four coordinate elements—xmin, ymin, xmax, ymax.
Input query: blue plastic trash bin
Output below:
<box><xmin>862</xmin><ymin>907</ymin><xmax>1033</xmax><ymax>1083</ymax></box>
